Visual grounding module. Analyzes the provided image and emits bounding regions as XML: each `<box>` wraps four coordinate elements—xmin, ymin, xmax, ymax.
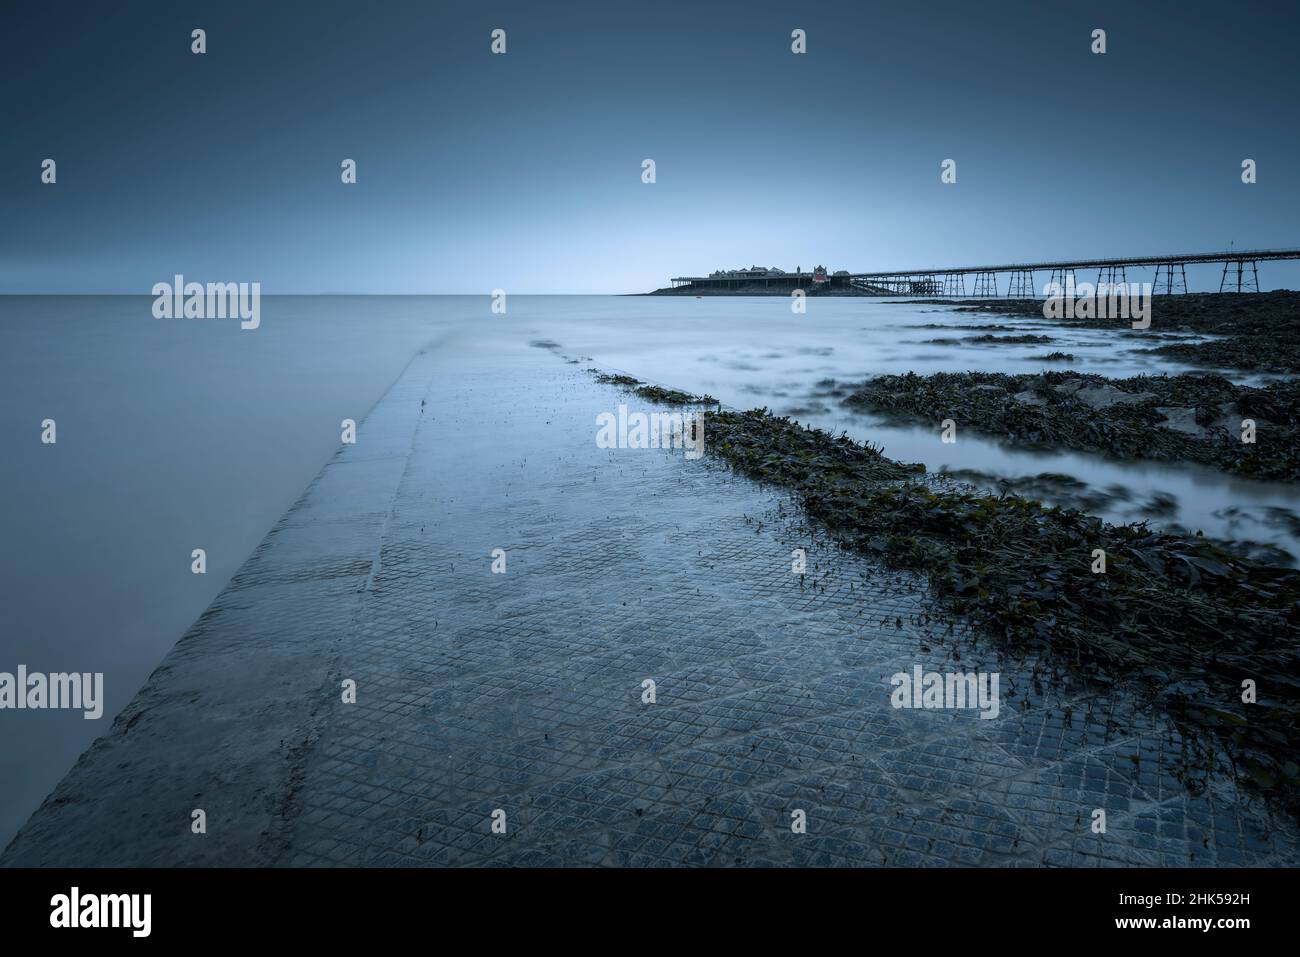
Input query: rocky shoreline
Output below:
<box><xmin>903</xmin><ymin>291</ymin><xmax>1300</xmax><ymax>375</ymax></box>
<box><xmin>839</xmin><ymin>370</ymin><xmax>1300</xmax><ymax>481</ymax></box>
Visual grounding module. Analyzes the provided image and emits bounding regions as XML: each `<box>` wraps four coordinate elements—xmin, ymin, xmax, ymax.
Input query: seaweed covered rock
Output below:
<box><xmin>844</xmin><ymin>370</ymin><xmax>1300</xmax><ymax>481</ymax></box>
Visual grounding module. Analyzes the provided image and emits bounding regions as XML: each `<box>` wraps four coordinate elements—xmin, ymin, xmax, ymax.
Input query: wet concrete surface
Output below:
<box><xmin>5</xmin><ymin>345</ymin><xmax>1298</xmax><ymax>867</ymax></box>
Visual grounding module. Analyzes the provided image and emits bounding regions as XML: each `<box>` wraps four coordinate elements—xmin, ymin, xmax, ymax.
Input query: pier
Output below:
<box><xmin>668</xmin><ymin>247</ymin><xmax>1300</xmax><ymax>296</ymax></box>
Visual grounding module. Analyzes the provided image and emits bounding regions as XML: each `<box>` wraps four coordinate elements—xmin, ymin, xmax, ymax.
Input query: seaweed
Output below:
<box><xmin>594</xmin><ymin>373</ymin><xmax>642</xmax><ymax>387</ymax></box>
<box><xmin>963</xmin><ymin>333</ymin><xmax>1055</xmax><ymax>345</ymax></box>
<box><xmin>592</xmin><ymin>372</ymin><xmax>717</xmax><ymax>406</ymax></box>
<box><xmin>632</xmin><ymin>384</ymin><xmax>718</xmax><ymax>405</ymax></box>
<box><xmin>843</xmin><ymin>370</ymin><xmax>1300</xmax><ymax>481</ymax></box>
<box><xmin>924</xmin><ymin>333</ymin><xmax>1054</xmax><ymax>346</ymax></box>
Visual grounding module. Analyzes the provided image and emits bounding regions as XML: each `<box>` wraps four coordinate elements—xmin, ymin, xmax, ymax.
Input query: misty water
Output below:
<box><xmin>517</xmin><ymin>295</ymin><xmax>1297</xmax><ymax>554</ymax></box>
<box><xmin>2</xmin><ymin>294</ymin><xmax>1295</xmax><ymax>846</ymax></box>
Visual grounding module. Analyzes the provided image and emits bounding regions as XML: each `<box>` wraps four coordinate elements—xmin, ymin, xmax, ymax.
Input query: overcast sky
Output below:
<box><xmin>3</xmin><ymin>0</ymin><xmax>1297</xmax><ymax>293</ymax></box>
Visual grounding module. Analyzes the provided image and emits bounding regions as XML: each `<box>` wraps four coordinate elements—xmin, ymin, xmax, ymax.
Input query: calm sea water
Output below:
<box><xmin>1</xmin><ymin>294</ymin><xmax>1294</xmax><ymax>845</ymax></box>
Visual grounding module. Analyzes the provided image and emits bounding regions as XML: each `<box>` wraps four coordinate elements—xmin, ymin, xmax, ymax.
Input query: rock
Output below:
<box><xmin>1155</xmin><ymin>404</ymin><xmax>1241</xmax><ymax>437</ymax></box>
<box><xmin>1012</xmin><ymin>390</ymin><xmax>1047</xmax><ymax>406</ymax></box>
<box><xmin>1209</xmin><ymin>412</ymin><xmax>1244</xmax><ymax>434</ymax></box>
<box><xmin>1155</xmin><ymin>406</ymin><xmax>1205</xmax><ymax>436</ymax></box>
<box><xmin>1073</xmin><ymin>383</ymin><xmax>1157</xmax><ymax>410</ymax></box>
<box><xmin>1053</xmin><ymin>379</ymin><xmax>1086</xmax><ymax>395</ymax></box>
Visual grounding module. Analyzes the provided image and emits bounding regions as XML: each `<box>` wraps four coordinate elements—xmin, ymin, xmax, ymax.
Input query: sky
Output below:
<box><xmin>2</xmin><ymin>0</ymin><xmax>1297</xmax><ymax>293</ymax></box>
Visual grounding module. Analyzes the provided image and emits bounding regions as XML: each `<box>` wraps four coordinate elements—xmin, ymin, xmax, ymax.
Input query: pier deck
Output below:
<box><xmin>669</xmin><ymin>247</ymin><xmax>1300</xmax><ymax>295</ymax></box>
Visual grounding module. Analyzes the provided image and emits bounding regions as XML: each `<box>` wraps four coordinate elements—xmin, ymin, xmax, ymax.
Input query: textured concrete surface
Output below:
<box><xmin>5</xmin><ymin>344</ymin><xmax>1298</xmax><ymax>867</ymax></box>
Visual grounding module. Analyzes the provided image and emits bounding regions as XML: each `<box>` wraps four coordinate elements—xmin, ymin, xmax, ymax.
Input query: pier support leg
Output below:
<box><xmin>973</xmin><ymin>271</ymin><xmax>998</xmax><ymax>297</ymax></box>
<box><xmin>1220</xmin><ymin>259</ymin><xmax>1261</xmax><ymax>293</ymax></box>
<box><xmin>1154</xmin><ymin>263</ymin><xmax>1186</xmax><ymax>294</ymax></box>
<box><xmin>913</xmin><ymin>274</ymin><xmax>939</xmax><ymax>295</ymax></box>
<box><xmin>1097</xmin><ymin>265</ymin><xmax>1127</xmax><ymax>296</ymax></box>
<box><xmin>1007</xmin><ymin>269</ymin><xmax>1035</xmax><ymax>297</ymax></box>
<box><xmin>1048</xmin><ymin>268</ymin><xmax>1077</xmax><ymax>294</ymax></box>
